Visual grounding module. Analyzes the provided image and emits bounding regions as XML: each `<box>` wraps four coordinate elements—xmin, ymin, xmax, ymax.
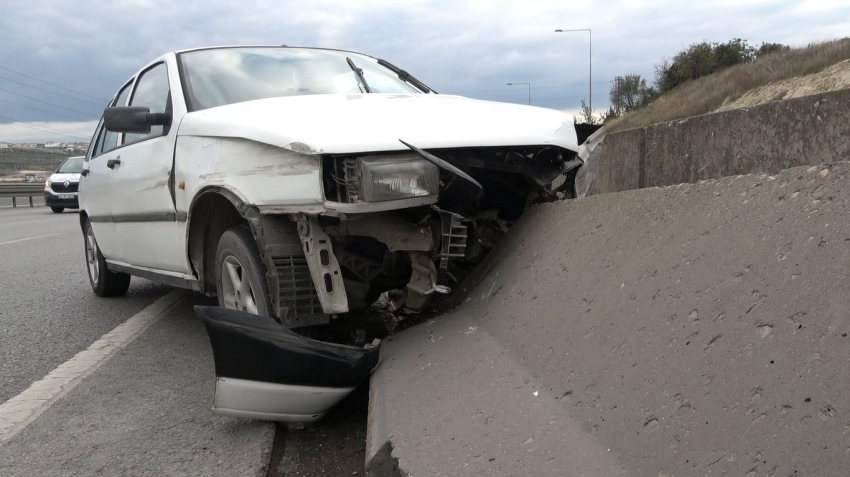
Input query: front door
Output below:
<box><xmin>108</xmin><ymin>61</ymin><xmax>190</xmax><ymax>274</ymax></box>
<box><xmin>80</xmin><ymin>80</ymin><xmax>134</xmax><ymax>260</ymax></box>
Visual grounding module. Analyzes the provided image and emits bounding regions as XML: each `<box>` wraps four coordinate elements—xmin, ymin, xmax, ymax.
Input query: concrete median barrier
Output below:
<box><xmin>367</xmin><ymin>162</ymin><xmax>850</xmax><ymax>476</ymax></box>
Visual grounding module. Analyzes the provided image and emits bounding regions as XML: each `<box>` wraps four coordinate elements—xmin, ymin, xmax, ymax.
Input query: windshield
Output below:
<box><xmin>178</xmin><ymin>47</ymin><xmax>426</xmax><ymax>111</ymax></box>
<box><xmin>57</xmin><ymin>156</ymin><xmax>84</xmax><ymax>173</ymax></box>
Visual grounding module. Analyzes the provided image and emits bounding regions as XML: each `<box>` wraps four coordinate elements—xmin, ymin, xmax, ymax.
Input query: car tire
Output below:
<box><xmin>215</xmin><ymin>224</ymin><xmax>274</xmax><ymax>318</ymax></box>
<box><xmin>51</xmin><ymin>207</ymin><xmax>64</xmax><ymax>213</ymax></box>
<box><xmin>84</xmin><ymin>219</ymin><xmax>131</xmax><ymax>297</ymax></box>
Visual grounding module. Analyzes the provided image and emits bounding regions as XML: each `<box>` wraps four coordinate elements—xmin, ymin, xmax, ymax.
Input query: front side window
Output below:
<box><xmin>178</xmin><ymin>47</ymin><xmax>425</xmax><ymax>111</ymax></box>
<box><xmin>100</xmin><ymin>82</ymin><xmax>133</xmax><ymax>155</ymax></box>
<box><xmin>124</xmin><ymin>63</ymin><xmax>170</xmax><ymax>145</ymax></box>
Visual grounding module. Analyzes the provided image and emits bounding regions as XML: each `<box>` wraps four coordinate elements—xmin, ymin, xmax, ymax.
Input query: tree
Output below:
<box><xmin>756</xmin><ymin>42</ymin><xmax>789</xmax><ymax>57</ymax></box>
<box><xmin>654</xmin><ymin>38</ymin><xmax>762</xmax><ymax>93</ymax></box>
<box><xmin>609</xmin><ymin>74</ymin><xmax>656</xmax><ymax>117</ymax></box>
<box><xmin>577</xmin><ymin>99</ymin><xmax>599</xmax><ymax>125</ymax></box>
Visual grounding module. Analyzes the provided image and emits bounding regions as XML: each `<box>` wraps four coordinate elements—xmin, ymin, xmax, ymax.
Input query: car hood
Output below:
<box><xmin>49</xmin><ymin>172</ymin><xmax>81</xmax><ymax>182</ymax></box>
<box><xmin>177</xmin><ymin>93</ymin><xmax>579</xmax><ymax>155</ymax></box>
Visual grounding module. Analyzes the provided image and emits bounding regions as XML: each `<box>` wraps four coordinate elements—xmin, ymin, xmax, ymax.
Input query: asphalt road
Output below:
<box><xmin>0</xmin><ymin>206</ymin><xmax>172</xmax><ymax>403</ymax></box>
<box><xmin>0</xmin><ymin>206</ymin><xmax>367</xmax><ymax>475</ymax></box>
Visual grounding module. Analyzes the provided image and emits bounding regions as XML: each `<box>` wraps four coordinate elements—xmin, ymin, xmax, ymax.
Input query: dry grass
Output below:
<box><xmin>607</xmin><ymin>37</ymin><xmax>850</xmax><ymax>132</ymax></box>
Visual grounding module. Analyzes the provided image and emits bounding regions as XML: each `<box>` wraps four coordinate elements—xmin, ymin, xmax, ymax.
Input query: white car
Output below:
<box><xmin>78</xmin><ymin>45</ymin><xmax>583</xmax><ymax>421</ymax></box>
<box><xmin>44</xmin><ymin>155</ymin><xmax>84</xmax><ymax>213</ymax></box>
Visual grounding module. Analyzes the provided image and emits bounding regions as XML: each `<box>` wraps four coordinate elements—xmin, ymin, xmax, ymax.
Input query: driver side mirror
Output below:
<box><xmin>103</xmin><ymin>106</ymin><xmax>171</xmax><ymax>134</ymax></box>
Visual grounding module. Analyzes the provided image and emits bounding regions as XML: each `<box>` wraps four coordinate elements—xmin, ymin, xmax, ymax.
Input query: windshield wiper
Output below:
<box><xmin>377</xmin><ymin>59</ymin><xmax>433</xmax><ymax>93</ymax></box>
<box><xmin>346</xmin><ymin>57</ymin><xmax>372</xmax><ymax>93</ymax></box>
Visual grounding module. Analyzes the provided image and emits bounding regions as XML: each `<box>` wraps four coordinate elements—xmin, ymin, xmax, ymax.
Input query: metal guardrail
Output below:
<box><xmin>0</xmin><ymin>183</ymin><xmax>45</xmax><ymax>207</ymax></box>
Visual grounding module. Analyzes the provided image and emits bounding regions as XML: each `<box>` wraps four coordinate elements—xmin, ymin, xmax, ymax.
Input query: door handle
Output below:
<box><xmin>107</xmin><ymin>158</ymin><xmax>121</xmax><ymax>169</ymax></box>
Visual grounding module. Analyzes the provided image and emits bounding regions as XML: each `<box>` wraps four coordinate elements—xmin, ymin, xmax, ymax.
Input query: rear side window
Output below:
<box><xmin>123</xmin><ymin>63</ymin><xmax>170</xmax><ymax>145</ymax></box>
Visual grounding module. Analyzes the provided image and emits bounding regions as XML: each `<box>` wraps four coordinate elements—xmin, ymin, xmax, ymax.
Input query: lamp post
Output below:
<box><xmin>507</xmin><ymin>82</ymin><xmax>530</xmax><ymax>105</ymax></box>
<box><xmin>555</xmin><ymin>28</ymin><xmax>592</xmax><ymax>113</ymax></box>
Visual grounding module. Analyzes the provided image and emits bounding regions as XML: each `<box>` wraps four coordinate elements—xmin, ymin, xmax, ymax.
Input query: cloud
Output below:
<box><xmin>0</xmin><ymin>120</ymin><xmax>97</xmax><ymax>143</ymax></box>
<box><xmin>0</xmin><ymin>0</ymin><xmax>849</xmax><ymax>141</ymax></box>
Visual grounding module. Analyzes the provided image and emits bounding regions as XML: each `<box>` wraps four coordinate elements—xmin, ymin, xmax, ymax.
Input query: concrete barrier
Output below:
<box><xmin>584</xmin><ymin>88</ymin><xmax>850</xmax><ymax>196</ymax></box>
<box><xmin>367</xmin><ymin>162</ymin><xmax>850</xmax><ymax>476</ymax></box>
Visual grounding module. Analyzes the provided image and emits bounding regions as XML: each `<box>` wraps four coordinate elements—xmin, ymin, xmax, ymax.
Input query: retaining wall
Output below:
<box><xmin>585</xmin><ymin>88</ymin><xmax>850</xmax><ymax>195</ymax></box>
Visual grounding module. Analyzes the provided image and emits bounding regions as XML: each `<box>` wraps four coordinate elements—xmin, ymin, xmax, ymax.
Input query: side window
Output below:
<box><xmin>123</xmin><ymin>63</ymin><xmax>170</xmax><ymax>145</ymax></box>
<box><xmin>88</xmin><ymin>124</ymin><xmax>105</xmax><ymax>160</ymax></box>
<box><xmin>100</xmin><ymin>82</ymin><xmax>133</xmax><ymax>156</ymax></box>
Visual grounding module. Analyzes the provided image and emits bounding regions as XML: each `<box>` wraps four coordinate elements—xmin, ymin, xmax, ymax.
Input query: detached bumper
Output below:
<box><xmin>196</xmin><ymin>305</ymin><xmax>380</xmax><ymax>422</ymax></box>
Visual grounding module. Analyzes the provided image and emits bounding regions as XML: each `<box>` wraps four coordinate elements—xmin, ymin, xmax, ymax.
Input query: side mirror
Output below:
<box><xmin>103</xmin><ymin>106</ymin><xmax>171</xmax><ymax>134</ymax></box>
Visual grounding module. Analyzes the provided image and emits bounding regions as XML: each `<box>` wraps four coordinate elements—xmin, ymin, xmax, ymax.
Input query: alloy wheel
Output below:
<box><xmin>85</xmin><ymin>226</ymin><xmax>99</xmax><ymax>286</ymax></box>
<box><xmin>220</xmin><ymin>255</ymin><xmax>259</xmax><ymax>314</ymax></box>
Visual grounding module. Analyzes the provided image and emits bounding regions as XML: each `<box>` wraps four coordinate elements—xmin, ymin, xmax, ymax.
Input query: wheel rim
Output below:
<box><xmin>85</xmin><ymin>227</ymin><xmax>99</xmax><ymax>285</ymax></box>
<box><xmin>221</xmin><ymin>255</ymin><xmax>259</xmax><ymax>314</ymax></box>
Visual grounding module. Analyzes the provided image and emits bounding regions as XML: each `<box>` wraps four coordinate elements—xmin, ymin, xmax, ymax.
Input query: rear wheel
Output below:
<box><xmin>51</xmin><ymin>207</ymin><xmax>64</xmax><ymax>213</ymax></box>
<box><xmin>215</xmin><ymin>225</ymin><xmax>274</xmax><ymax>318</ymax></box>
<box><xmin>84</xmin><ymin>219</ymin><xmax>131</xmax><ymax>297</ymax></box>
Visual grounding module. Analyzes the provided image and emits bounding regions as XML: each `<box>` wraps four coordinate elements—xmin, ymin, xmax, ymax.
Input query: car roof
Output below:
<box><xmin>172</xmin><ymin>44</ymin><xmax>377</xmax><ymax>59</ymax></box>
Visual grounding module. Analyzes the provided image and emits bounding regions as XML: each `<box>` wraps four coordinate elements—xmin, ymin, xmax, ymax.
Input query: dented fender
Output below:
<box><xmin>174</xmin><ymin>136</ymin><xmax>324</xmax><ymax>214</ymax></box>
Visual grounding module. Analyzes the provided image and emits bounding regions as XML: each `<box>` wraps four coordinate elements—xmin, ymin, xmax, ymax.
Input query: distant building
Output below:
<box><xmin>0</xmin><ymin>142</ymin><xmax>9</xmax><ymax>149</ymax></box>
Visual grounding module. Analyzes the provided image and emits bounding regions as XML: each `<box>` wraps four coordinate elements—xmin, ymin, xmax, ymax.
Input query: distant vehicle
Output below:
<box><xmin>77</xmin><ymin>45</ymin><xmax>584</xmax><ymax>421</ymax></box>
<box><xmin>44</xmin><ymin>155</ymin><xmax>84</xmax><ymax>213</ymax></box>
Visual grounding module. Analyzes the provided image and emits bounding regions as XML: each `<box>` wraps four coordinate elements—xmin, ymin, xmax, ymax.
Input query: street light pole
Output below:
<box><xmin>507</xmin><ymin>82</ymin><xmax>530</xmax><ymax>105</ymax></box>
<box><xmin>554</xmin><ymin>28</ymin><xmax>592</xmax><ymax>113</ymax></box>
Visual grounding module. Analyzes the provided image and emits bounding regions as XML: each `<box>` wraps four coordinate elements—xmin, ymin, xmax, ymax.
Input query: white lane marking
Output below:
<box><xmin>0</xmin><ymin>289</ymin><xmax>187</xmax><ymax>444</ymax></box>
<box><xmin>0</xmin><ymin>233</ymin><xmax>65</xmax><ymax>246</ymax></box>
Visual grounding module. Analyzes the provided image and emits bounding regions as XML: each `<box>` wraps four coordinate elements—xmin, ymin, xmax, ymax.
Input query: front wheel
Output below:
<box><xmin>51</xmin><ymin>207</ymin><xmax>64</xmax><ymax>213</ymax></box>
<box><xmin>215</xmin><ymin>225</ymin><xmax>274</xmax><ymax>318</ymax></box>
<box><xmin>84</xmin><ymin>219</ymin><xmax>131</xmax><ymax>297</ymax></box>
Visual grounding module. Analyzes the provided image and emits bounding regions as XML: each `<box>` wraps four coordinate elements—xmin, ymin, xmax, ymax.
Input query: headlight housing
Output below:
<box><xmin>345</xmin><ymin>154</ymin><xmax>439</xmax><ymax>203</ymax></box>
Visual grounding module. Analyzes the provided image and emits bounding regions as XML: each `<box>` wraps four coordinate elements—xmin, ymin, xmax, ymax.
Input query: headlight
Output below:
<box><xmin>45</xmin><ymin>179</ymin><xmax>50</xmax><ymax>188</ymax></box>
<box><xmin>355</xmin><ymin>154</ymin><xmax>439</xmax><ymax>202</ymax></box>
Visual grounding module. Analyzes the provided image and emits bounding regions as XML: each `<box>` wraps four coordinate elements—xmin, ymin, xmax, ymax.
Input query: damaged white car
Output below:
<box><xmin>78</xmin><ymin>45</ymin><xmax>585</xmax><ymax>421</ymax></box>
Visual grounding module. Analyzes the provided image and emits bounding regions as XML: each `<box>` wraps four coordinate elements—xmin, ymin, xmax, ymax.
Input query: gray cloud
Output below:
<box><xmin>1</xmin><ymin>0</ymin><xmax>848</xmax><ymax>141</ymax></box>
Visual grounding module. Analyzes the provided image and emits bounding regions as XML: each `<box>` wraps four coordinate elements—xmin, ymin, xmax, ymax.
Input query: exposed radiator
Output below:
<box><xmin>273</xmin><ymin>255</ymin><xmax>324</xmax><ymax>326</ymax></box>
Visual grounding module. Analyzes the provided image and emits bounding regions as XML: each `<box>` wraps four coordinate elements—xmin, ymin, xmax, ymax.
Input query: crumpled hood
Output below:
<box><xmin>177</xmin><ymin>93</ymin><xmax>579</xmax><ymax>155</ymax></box>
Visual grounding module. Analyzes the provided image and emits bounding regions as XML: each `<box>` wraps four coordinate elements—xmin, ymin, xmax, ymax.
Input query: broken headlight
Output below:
<box><xmin>345</xmin><ymin>154</ymin><xmax>439</xmax><ymax>202</ymax></box>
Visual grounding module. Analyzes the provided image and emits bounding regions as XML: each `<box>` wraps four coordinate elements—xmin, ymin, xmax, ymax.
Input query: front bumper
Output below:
<box><xmin>44</xmin><ymin>190</ymin><xmax>79</xmax><ymax>208</ymax></box>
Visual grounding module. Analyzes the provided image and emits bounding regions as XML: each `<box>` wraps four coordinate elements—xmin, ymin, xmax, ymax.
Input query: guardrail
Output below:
<box><xmin>0</xmin><ymin>183</ymin><xmax>44</xmax><ymax>208</ymax></box>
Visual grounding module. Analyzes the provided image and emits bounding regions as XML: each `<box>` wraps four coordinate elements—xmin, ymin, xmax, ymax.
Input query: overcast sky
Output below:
<box><xmin>1</xmin><ymin>0</ymin><xmax>849</xmax><ymax>142</ymax></box>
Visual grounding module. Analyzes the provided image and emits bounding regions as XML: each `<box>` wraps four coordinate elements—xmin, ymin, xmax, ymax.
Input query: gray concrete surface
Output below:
<box><xmin>368</xmin><ymin>162</ymin><xmax>850</xmax><ymax>476</ymax></box>
<box><xmin>585</xmin><ymin>88</ymin><xmax>850</xmax><ymax>196</ymax></box>
<box><xmin>0</xmin><ymin>207</ymin><xmax>171</xmax><ymax>402</ymax></box>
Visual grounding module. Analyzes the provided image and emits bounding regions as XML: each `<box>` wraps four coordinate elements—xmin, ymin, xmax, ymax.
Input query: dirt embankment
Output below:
<box><xmin>716</xmin><ymin>59</ymin><xmax>850</xmax><ymax>112</ymax></box>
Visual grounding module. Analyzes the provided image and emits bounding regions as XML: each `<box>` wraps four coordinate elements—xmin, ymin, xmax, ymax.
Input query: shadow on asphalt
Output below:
<box><xmin>267</xmin><ymin>382</ymin><xmax>369</xmax><ymax>476</ymax></box>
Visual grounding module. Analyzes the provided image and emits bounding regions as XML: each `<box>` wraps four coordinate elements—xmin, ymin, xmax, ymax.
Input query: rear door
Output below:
<box><xmin>107</xmin><ymin>59</ymin><xmax>191</xmax><ymax>274</ymax></box>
